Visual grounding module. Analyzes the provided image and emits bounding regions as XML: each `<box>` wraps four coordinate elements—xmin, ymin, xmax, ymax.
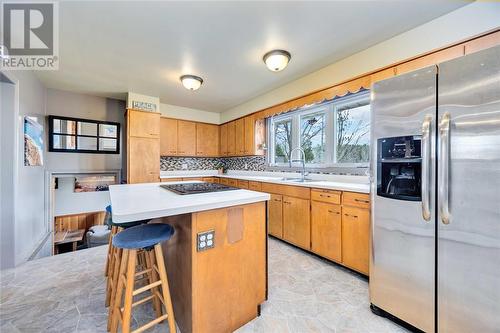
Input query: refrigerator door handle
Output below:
<box><xmin>421</xmin><ymin>114</ymin><xmax>432</xmax><ymax>221</ymax></box>
<box><xmin>439</xmin><ymin>112</ymin><xmax>451</xmax><ymax>224</ymax></box>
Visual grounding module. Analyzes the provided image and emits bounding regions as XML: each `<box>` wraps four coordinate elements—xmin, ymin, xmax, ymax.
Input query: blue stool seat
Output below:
<box><xmin>105</xmin><ymin>205</ymin><xmax>150</xmax><ymax>229</ymax></box>
<box><xmin>112</xmin><ymin>224</ymin><xmax>175</xmax><ymax>250</ymax></box>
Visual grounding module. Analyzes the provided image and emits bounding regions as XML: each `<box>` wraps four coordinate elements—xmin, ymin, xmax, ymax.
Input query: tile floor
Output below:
<box><xmin>0</xmin><ymin>238</ymin><xmax>408</xmax><ymax>333</ymax></box>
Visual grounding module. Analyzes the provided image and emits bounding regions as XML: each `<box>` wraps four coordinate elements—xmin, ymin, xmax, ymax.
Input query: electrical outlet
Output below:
<box><xmin>244</xmin><ymin>163</ymin><xmax>248</xmax><ymax>170</ymax></box>
<box><xmin>181</xmin><ymin>163</ymin><xmax>188</xmax><ymax>170</ymax></box>
<box><xmin>197</xmin><ymin>230</ymin><xmax>215</xmax><ymax>252</ymax></box>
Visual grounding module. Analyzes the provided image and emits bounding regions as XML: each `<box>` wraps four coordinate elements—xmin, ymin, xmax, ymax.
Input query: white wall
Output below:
<box><xmin>160</xmin><ymin>103</ymin><xmax>220</xmax><ymax>124</ymax></box>
<box><xmin>1</xmin><ymin>70</ymin><xmax>49</xmax><ymax>268</ymax></box>
<box><xmin>1</xmin><ymin>79</ymin><xmax>16</xmax><ymax>269</ymax></box>
<box><xmin>221</xmin><ymin>2</ymin><xmax>500</xmax><ymax>122</ymax></box>
<box><xmin>45</xmin><ymin>89</ymin><xmax>126</xmax><ymax>173</ymax></box>
<box><xmin>54</xmin><ymin>176</ymin><xmax>110</xmax><ymax>216</ymax></box>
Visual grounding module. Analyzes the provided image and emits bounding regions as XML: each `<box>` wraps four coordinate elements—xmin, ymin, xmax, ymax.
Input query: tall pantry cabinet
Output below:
<box><xmin>126</xmin><ymin>109</ymin><xmax>160</xmax><ymax>183</ymax></box>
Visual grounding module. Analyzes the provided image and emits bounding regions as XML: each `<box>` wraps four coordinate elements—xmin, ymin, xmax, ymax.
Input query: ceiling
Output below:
<box><xmin>35</xmin><ymin>1</ymin><xmax>469</xmax><ymax>112</ymax></box>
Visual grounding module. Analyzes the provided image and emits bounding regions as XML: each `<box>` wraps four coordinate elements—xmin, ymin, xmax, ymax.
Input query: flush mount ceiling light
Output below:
<box><xmin>180</xmin><ymin>75</ymin><xmax>203</xmax><ymax>91</ymax></box>
<box><xmin>263</xmin><ymin>49</ymin><xmax>291</xmax><ymax>72</ymax></box>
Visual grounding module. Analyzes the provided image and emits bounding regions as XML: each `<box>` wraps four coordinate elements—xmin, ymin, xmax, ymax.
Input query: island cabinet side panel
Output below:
<box><xmin>158</xmin><ymin>214</ymin><xmax>194</xmax><ymax>333</ymax></box>
<box><xmin>192</xmin><ymin>202</ymin><xmax>267</xmax><ymax>333</ymax></box>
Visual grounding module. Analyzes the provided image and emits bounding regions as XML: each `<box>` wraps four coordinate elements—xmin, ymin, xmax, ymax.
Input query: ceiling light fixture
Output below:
<box><xmin>180</xmin><ymin>74</ymin><xmax>203</xmax><ymax>91</ymax></box>
<box><xmin>263</xmin><ymin>49</ymin><xmax>291</xmax><ymax>72</ymax></box>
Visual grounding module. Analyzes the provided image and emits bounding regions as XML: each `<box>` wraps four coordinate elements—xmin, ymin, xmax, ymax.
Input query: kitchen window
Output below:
<box><xmin>268</xmin><ymin>90</ymin><xmax>370</xmax><ymax>167</ymax></box>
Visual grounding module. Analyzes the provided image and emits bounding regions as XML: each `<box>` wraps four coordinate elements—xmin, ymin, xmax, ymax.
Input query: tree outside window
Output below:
<box><xmin>336</xmin><ymin>104</ymin><xmax>370</xmax><ymax>163</ymax></box>
<box><xmin>300</xmin><ymin>113</ymin><xmax>326</xmax><ymax>163</ymax></box>
<box><xmin>274</xmin><ymin>119</ymin><xmax>292</xmax><ymax>163</ymax></box>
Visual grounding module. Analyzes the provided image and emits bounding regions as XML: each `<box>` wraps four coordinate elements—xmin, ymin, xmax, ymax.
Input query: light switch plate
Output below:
<box><xmin>197</xmin><ymin>230</ymin><xmax>215</xmax><ymax>252</ymax></box>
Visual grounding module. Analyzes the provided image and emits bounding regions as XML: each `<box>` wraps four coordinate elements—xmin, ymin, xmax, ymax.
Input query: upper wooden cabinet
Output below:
<box><xmin>128</xmin><ymin>109</ymin><xmax>160</xmax><ymax>138</ymax></box>
<box><xmin>160</xmin><ymin>118</ymin><xmax>178</xmax><ymax>156</ymax></box>
<box><xmin>219</xmin><ymin>123</ymin><xmax>228</xmax><ymax>156</ymax></box>
<box><xmin>235</xmin><ymin>118</ymin><xmax>245</xmax><ymax>155</ymax></box>
<box><xmin>227</xmin><ymin>121</ymin><xmax>236</xmax><ymax>156</ymax></box>
<box><xmin>126</xmin><ymin>109</ymin><xmax>160</xmax><ymax>184</ymax></box>
<box><xmin>176</xmin><ymin>120</ymin><xmax>196</xmax><ymax>156</ymax></box>
<box><xmin>196</xmin><ymin>123</ymin><xmax>219</xmax><ymax>157</ymax></box>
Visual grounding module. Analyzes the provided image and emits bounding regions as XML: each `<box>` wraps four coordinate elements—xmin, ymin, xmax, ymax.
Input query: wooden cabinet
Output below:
<box><xmin>311</xmin><ymin>201</ymin><xmax>342</xmax><ymax>262</ymax></box>
<box><xmin>237</xmin><ymin>180</ymin><xmax>249</xmax><ymax>189</ymax></box>
<box><xmin>196</xmin><ymin>123</ymin><xmax>219</xmax><ymax>157</ymax></box>
<box><xmin>161</xmin><ymin>178</ymin><xmax>183</xmax><ymax>182</ymax></box>
<box><xmin>311</xmin><ymin>189</ymin><xmax>341</xmax><ymax>205</ymax></box>
<box><xmin>282</xmin><ymin>196</ymin><xmax>310</xmax><ymax>250</ymax></box>
<box><xmin>128</xmin><ymin>110</ymin><xmax>160</xmax><ymax>138</ymax></box>
<box><xmin>127</xmin><ymin>109</ymin><xmax>160</xmax><ymax>184</ymax></box>
<box><xmin>227</xmin><ymin>178</ymin><xmax>238</xmax><ymax>187</ymax></box>
<box><xmin>396</xmin><ymin>45</ymin><xmax>464</xmax><ymax>75</ymax></box>
<box><xmin>464</xmin><ymin>31</ymin><xmax>500</xmax><ymax>55</ymax></box>
<box><xmin>342</xmin><ymin>192</ymin><xmax>370</xmax><ymax>209</ymax></box>
<box><xmin>268</xmin><ymin>194</ymin><xmax>283</xmax><ymax>238</ymax></box>
<box><xmin>160</xmin><ymin>118</ymin><xmax>178</xmax><ymax>155</ymax></box>
<box><xmin>248</xmin><ymin>181</ymin><xmax>261</xmax><ymax>192</ymax></box>
<box><xmin>341</xmin><ymin>205</ymin><xmax>370</xmax><ymax>275</ymax></box>
<box><xmin>177</xmin><ymin>120</ymin><xmax>196</xmax><ymax>156</ymax></box>
<box><xmin>128</xmin><ymin>137</ymin><xmax>160</xmax><ymax>183</ymax></box>
<box><xmin>227</xmin><ymin>121</ymin><xmax>236</xmax><ymax>156</ymax></box>
<box><xmin>219</xmin><ymin>178</ymin><xmax>229</xmax><ymax>186</ymax></box>
<box><xmin>244</xmin><ymin>116</ymin><xmax>254</xmax><ymax>155</ymax></box>
<box><xmin>235</xmin><ymin>118</ymin><xmax>245</xmax><ymax>156</ymax></box>
<box><xmin>219</xmin><ymin>123</ymin><xmax>228</xmax><ymax>156</ymax></box>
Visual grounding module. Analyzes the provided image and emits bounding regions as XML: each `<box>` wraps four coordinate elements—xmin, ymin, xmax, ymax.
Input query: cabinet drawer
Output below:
<box><xmin>342</xmin><ymin>192</ymin><xmax>370</xmax><ymax>208</ymax></box>
<box><xmin>219</xmin><ymin>178</ymin><xmax>229</xmax><ymax>185</ymax></box>
<box><xmin>182</xmin><ymin>177</ymin><xmax>203</xmax><ymax>181</ymax></box>
<box><xmin>161</xmin><ymin>178</ymin><xmax>183</xmax><ymax>182</ymax></box>
<box><xmin>260</xmin><ymin>182</ymin><xmax>310</xmax><ymax>199</ymax></box>
<box><xmin>311</xmin><ymin>189</ymin><xmax>341</xmax><ymax>204</ymax></box>
<box><xmin>248</xmin><ymin>181</ymin><xmax>261</xmax><ymax>192</ymax></box>
<box><xmin>237</xmin><ymin>180</ymin><xmax>249</xmax><ymax>189</ymax></box>
<box><xmin>227</xmin><ymin>179</ymin><xmax>238</xmax><ymax>187</ymax></box>
<box><xmin>202</xmin><ymin>177</ymin><xmax>218</xmax><ymax>183</ymax></box>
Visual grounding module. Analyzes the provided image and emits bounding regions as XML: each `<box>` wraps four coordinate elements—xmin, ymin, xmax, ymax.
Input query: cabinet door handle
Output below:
<box><xmin>354</xmin><ymin>198</ymin><xmax>369</xmax><ymax>204</ymax></box>
<box><xmin>283</xmin><ymin>201</ymin><xmax>291</xmax><ymax>204</ymax></box>
<box><xmin>273</xmin><ymin>199</ymin><xmax>281</xmax><ymax>202</ymax></box>
<box><xmin>328</xmin><ymin>210</ymin><xmax>340</xmax><ymax>214</ymax></box>
<box><xmin>344</xmin><ymin>213</ymin><xmax>358</xmax><ymax>218</ymax></box>
<box><xmin>320</xmin><ymin>194</ymin><xmax>331</xmax><ymax>198</ymax></box>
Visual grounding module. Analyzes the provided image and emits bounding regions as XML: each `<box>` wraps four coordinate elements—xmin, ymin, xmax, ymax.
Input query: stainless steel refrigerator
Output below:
<box><xmin>369</xmin><ymin>45</ymin><xmax>500</xmax><ymax>332</ymax></box>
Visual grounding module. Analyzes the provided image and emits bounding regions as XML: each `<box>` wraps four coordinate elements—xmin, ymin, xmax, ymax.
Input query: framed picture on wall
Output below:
<box><xmin>24</xmin><ymin>116</ymin><xmax>44</xmax><ymax>166</ymax></box>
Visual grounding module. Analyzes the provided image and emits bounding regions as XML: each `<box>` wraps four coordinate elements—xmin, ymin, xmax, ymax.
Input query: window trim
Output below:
<box><xmin>267</xmin><ymin>90</ymin><xmax>370</xmax><ymax>168</ymax></box>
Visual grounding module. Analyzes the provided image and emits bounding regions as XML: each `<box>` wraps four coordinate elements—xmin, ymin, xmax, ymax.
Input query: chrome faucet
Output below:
<box><xmin>289</xmin><ymin>147</ymin><xmax>309</xmax><ymax>181</ymax></box>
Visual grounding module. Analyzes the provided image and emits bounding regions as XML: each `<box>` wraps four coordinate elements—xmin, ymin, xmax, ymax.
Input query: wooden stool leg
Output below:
<box><xmin>105</xmin><ymin>226</ymin><xmax>117</xmax><ymax>277</ymax></box>
<box><xmin>121</xmin><ymin>249</ymin><xmax>137</xmax><ymax>333</ymax></box>
<box><xmin>106</xmin><ymin>246</ymin><xmax>121</xmax><ymax>307</ymax></box>
<box><xmin>109</xmin><ymin>248</ymin><xmax>128</xmax><ymax>332</ymax></box>
<box><xmin>145</xmin><ymin>250</ymin><xmax>163</xmax><ymax>320</ymax></box>
<box><xmin>154</xmin><ymin>244</ymin><xmax>176</xmax><ymax>333</ymax></box>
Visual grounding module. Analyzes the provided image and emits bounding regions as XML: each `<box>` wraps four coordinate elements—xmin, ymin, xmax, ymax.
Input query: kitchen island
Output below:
<box><xmin>109</xmin><ymin>181</ymin><xmax>270</xmax><ymax>333</ymax></box>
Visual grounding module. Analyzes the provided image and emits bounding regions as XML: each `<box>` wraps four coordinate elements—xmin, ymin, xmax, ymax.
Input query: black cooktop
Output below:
<box><xmin>160</xmin><ymin>182</ymin><xmax>238</xmax><ymax>195</ymax></box>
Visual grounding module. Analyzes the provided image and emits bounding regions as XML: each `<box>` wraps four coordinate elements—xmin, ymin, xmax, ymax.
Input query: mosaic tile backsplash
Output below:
<box><xmin>160</xmin><ymin>156</ymin><xmax>367</xmax><ymax>175</ymax></box>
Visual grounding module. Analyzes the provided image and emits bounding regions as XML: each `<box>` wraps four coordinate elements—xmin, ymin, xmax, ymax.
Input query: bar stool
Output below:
<box><xmin>108</xmin><ymin>223</ymin><xmax>176</xmax><ymax>333</ymax></box>
<box><xmin>104</xmin><ymin>205</ymin><xmax>150</xmax><ymax>307</ymax></box>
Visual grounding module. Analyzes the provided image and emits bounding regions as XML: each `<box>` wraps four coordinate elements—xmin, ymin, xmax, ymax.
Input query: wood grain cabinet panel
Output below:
<box><xmin>282</xmin><ymin>196</ymin><xmax>310</xmax><ymax>250</ymax></box>
<box><xmin>128</xmin><ymin>137</ymin><xmax>160</xmax><ymax>183</ymax></box>
<box><xmin>464</xmin><ymin>31</ymin><xmax>500</xmax><ymax>55</ymax></box>
<box><xmin>219</xmin><ymin>178</ymin><xmax>229</xmax><ymax>186</ymax></box>
<box><xmin>268</xmin><ymin>194</ymin><xmax>283</xmax><ymax>238</ymax></box>
<box><xmin>227</xmin><ymin>121</ymin><xmax>236</xmax><ymax>156</ymax></box>
<box><xmin>237</xmin><ymin>180</ymin><xmax>249</xmax><ymax>189</ymax></box>
<box><xmin>196</xmin><ymin>123</ymin><xmax>219</xmax><ymax>157</ymax></box>
<box><xmin>219</xmin><ymin>123</ymin><xmax>228</xmax><ymax>156</ymax></box>
<box><xmin>235</xmin><ymin>118</ymin><xmax>245</xmax><ymax>156</ymax></box>
<box><xmin>244</xmin><ymin>116</ymin><xmax>255</xmax><ymax>155</ymax></box>
<box><xmin>341</xmin><ymin>205</ymin><xmax>370</xmax><ymax>275</ymax></box>
<box><xmin>396</xmin><ymin>45</ymin><xmax>464</xmax><ymax>75</ymax></box>
<box><xmin>227</xmin><ymin>178</ymin><xmax>238</xmax><ymax>187</ymax></box>
<box><xmin>311</xmin><ymin>201</ymin><xmax>342</xmax><ymax>262</ymax></box>
<box><xmin>248</xmin><ymin>181</ymin><xmax>262</xmax><ymax>192</ymax></box>
<box><xmin>177</xmin><ymin>120</ymin><xmax>196</xmax><ymax>156</ymax></box>
<box><xmin>128</xmin><ymin>110</ymin><xmax>160</xmax><ymax>138</ymax></box>
<box><xmin>160</xmin><ymin>118</ymin><xmax>178</xmax><ymax>155</ymax></box>
<box><xmin>161</xmin><ymin>178</ymin><xmax>183</xmax><ymax>182</ymax></box>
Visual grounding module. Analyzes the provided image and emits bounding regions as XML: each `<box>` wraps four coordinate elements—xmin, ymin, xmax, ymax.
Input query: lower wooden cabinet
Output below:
<box><xmin>268</xmin><ymin>194</ymin><xmax>283</xmax><ymax>238</ymax></box>
<box><xmin>341</xmin><ymin>205</ymin><xmax>370</xmax><ymax>275</ymax></box>
<box><xmin>282</xmin><ymin>196</ymin><xmax>310</xmax><ymax>250</ymax></box>
<box><xmin>311</xmin><ymin>201</ymin><xmax>342</xmax><ymax>263</ymax></box>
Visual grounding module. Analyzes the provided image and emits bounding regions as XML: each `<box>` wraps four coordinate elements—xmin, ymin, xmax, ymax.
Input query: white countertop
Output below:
<box><xmin>160</xmin><ymin>170</ymin><xmax>370</xmax><ymax>194</ymax></box>
<box><xmin>109</xmin><ymin>181</ymin><xmax>270</xmax><ymax>223</ymax></box>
